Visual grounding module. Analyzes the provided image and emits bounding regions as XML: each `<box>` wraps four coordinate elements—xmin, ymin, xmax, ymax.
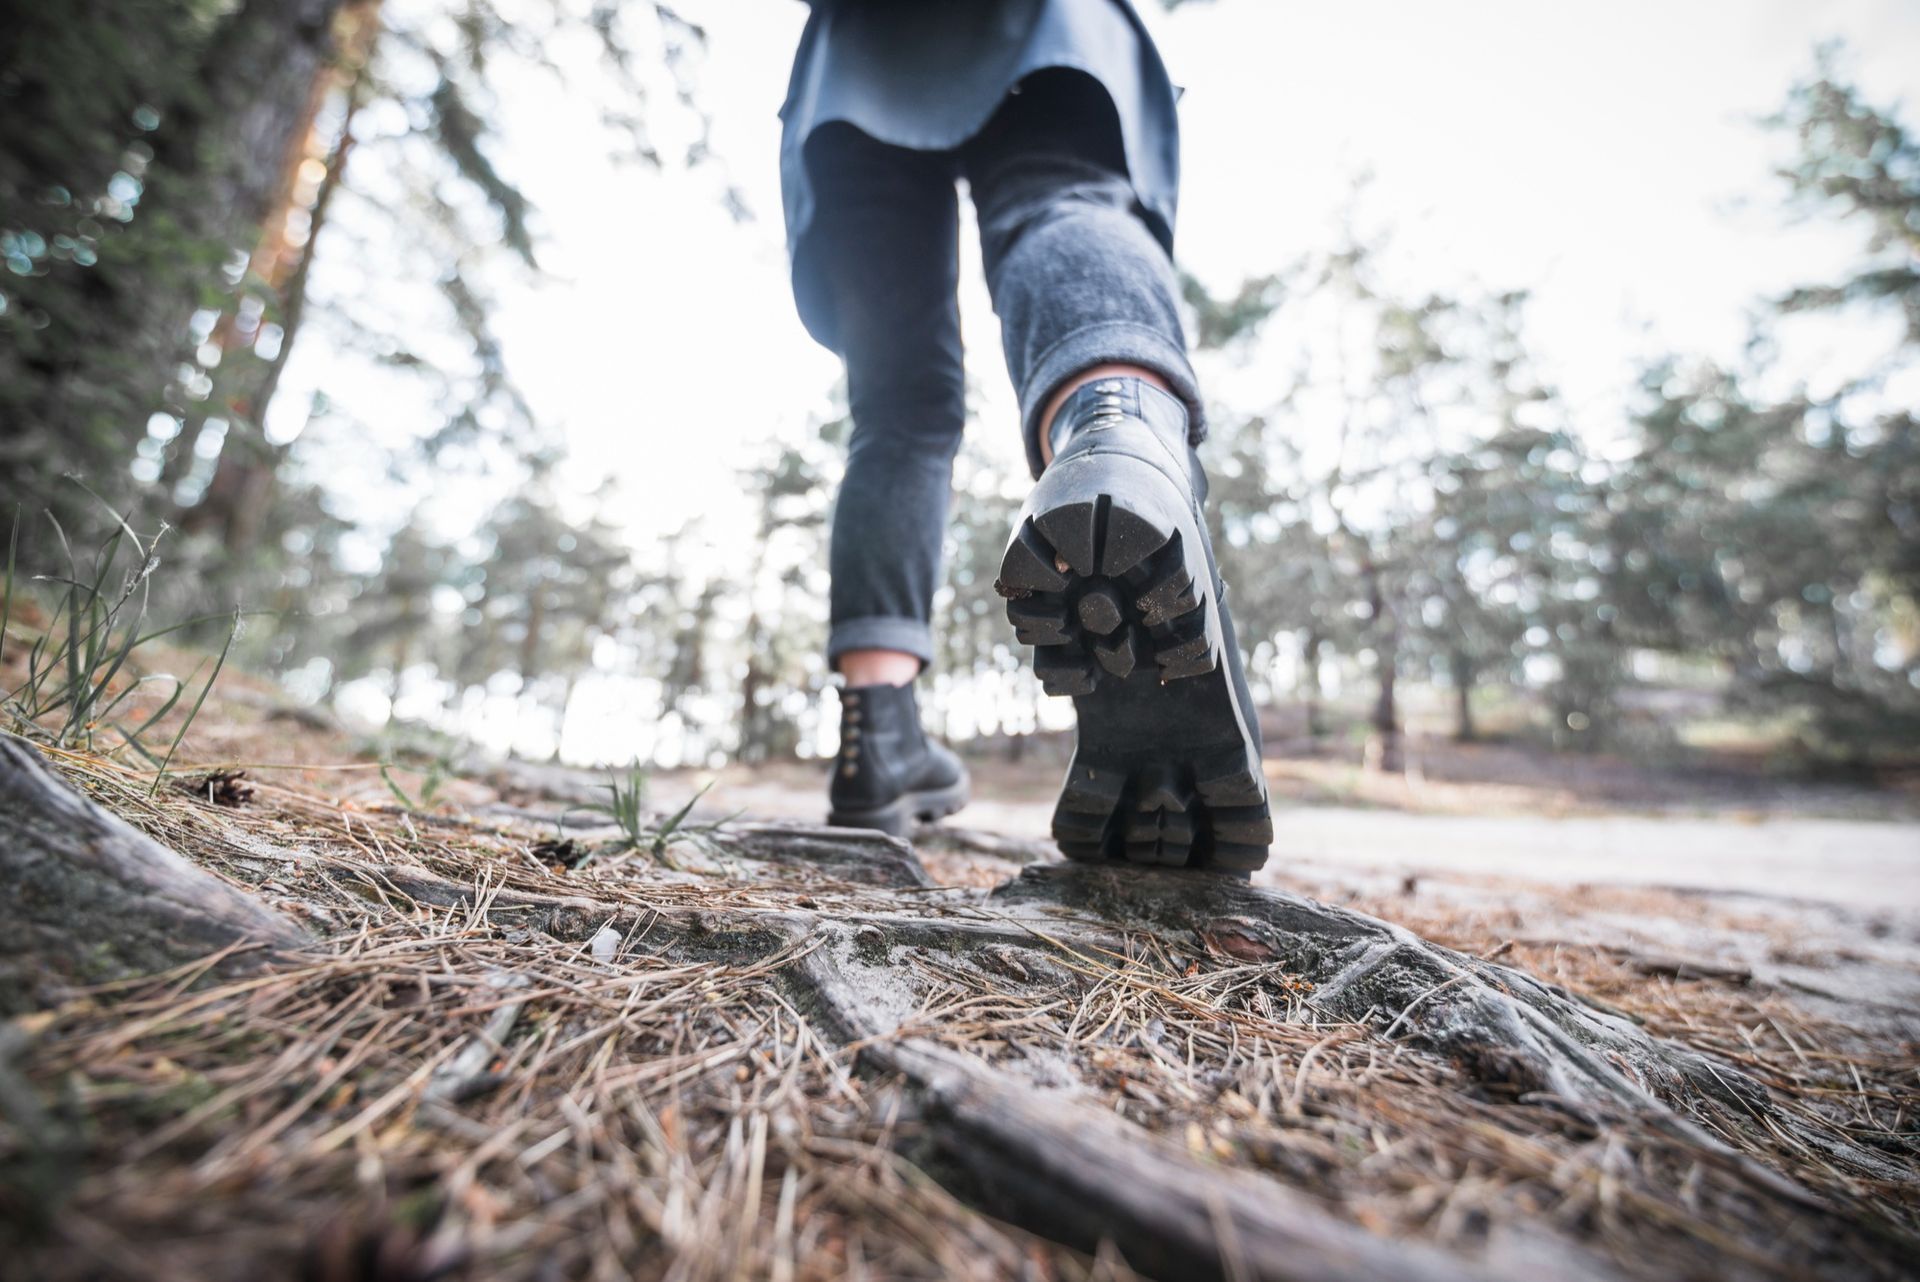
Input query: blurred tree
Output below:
<box><xmin>1183</xmin><ymin>265</ymin><xmax>1350</xmax><ymax>738</ymax></box>
<box><xmin>1207</xmin><ymin>413</ymin><xmax>1345</xmax><ymax>736</ymax></box>
<box><xmin>1399</xmin><ymin>292</ymin><xmax>1610</xmax><ymax>747</ymax></box>
<box><xmin>2</xmin><ymin>0</ymin><xmax>718</xmax><ymax>668</ymax></box>
<box><xmin>1602</xmin><ymin>59</ymin><xmax>1919</xmax><ymax>762</ymax></box>
<box><xmin>630</xmin><ymin>527</ymin><xmax>715</xmax><ymax>735</ymax></box>
<box><xmin>342</xmin><ymin>512</ymin><xmax>457</xmax><ymax>688</ymax></box>
<box><xmin>1187</xmin><ymin>245</ymin><xmax>1621</xmax><ymax>757</ymax></box>
<box><xmin>1768</xmin><ymin>47</ymin><xmax>1920</xmax><ymax>345</ymax></box>
<box><xmin>736</xmin><ymin>429</ymin><xmax>836</xmax><ymax>762</ymax></box>
<box><xmin>1</xmin><ymin>0</ymin><xmax>351</xmax><ymax>539</ymax></box>
<box><xmin>169</xmin><ymin>0</ymin><xmax>382</xmax><ymax>561</ymax></box>
<box><xmin>451</xmin><ymin>484</ymin><xmax>632</xmax><ymax>705</ymax></box>
<box><xmin>1606</xmin><ymin>364</ymin><xmax>1917</xmax><ymax>760</ymax></box>
<box><xmin>931</xmin><ymin>435</ymin><xmax>1033</xmax><ymax>753</ymax></box>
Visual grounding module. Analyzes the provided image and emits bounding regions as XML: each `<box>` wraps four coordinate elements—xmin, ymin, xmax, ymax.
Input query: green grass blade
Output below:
<box><xmin>379</xmin><ymin>764</ymin><xmax>417</xmax><ymax>810</ymax></box>
<box><xmin>1</xmin><ymin>504</ymin><xmax>17</xmax><ymax>665</ymax></box>
<box><xmin>149</xmin><ymin>609</ymin><xmax>240</xmax><ymax>796</ymax></box>
<box><xmin>117</xmin><ymin>674</ymin><xmax>189</xmax><ymax>748</ymax></box>
<box><xmin>68</xmin><ymin>476</ymin><xmax>149</xmax><ymax>565</ymax></box>
<box><xmin>94</xmin><ymin>671</ymin><xmax>179</xmax><ymax>729</ymax></box>
<box><xmin>131</xmin><ymin>607</ymin><xmax>281</xmax><ymax>649</ymax></box>
<box><xmin>19</xmin><ymin>630</ymin><xmax>53</xmax><ymax>713</ymax></box>
<box><xmin>68</xmin><ymin>552</ymin><xmax>154</xmax><ymax>741</ymax></box>
<box><xmin>79</xmin><ymin>528</ymin><xmax>126</xmax><ymax>677</ymax></box>
<box><xmin>689</xmin><ymin>808</ymin><xmax>746</xmax><ymax>836</ymax></box>
<box><xmin>652</xmin><ymin>780</ymin><xmax>715</xmax><ymax>855</ymax></box>
<box><xmin>48</xmin><ymin>516</ymin><xmax>83</xmax><ymax>725</ymax></box>
<box><xmin>11</xmin><ymin>598</ymin><xmax>255</xmax><ymax>715</ymax></box>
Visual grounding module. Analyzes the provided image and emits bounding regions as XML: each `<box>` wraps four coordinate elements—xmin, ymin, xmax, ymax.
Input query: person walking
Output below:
<box><xmin>782</xmin><ymin>0</ymin><xmax>1272</xmax><ymax>873</ymax></box>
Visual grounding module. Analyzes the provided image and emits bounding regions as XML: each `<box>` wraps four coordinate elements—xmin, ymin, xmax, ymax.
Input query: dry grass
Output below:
<box><xmin>4</xmin><ymin>754</ymin><xmax>1146</xmax><ymax>1282</ymax></box>
<box><xmin>1</xmin><ymin>650</ymin><xmax>1916</xmax><ymax>1279</ymax></box>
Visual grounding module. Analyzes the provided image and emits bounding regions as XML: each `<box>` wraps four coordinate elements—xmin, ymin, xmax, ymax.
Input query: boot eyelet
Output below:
<box><xmin>840</xmin><ymin>763</ymin><xmax>858</xmax><ymax>778</ymax></box>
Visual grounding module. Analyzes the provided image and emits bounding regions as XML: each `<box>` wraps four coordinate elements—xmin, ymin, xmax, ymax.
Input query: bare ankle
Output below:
<box><xmin>838</xmin><ymin>648</ymin><xmax>920</xmax><ymax>688</ymax></box>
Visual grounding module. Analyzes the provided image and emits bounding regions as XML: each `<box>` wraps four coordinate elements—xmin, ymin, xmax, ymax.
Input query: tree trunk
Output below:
<box><xmin>1364</xmin><ymin>561</ymin><xmax>1402</xmax><ymax>772</ymax></box>
<box><xmin>520</xmin><ymin>586</ymin><xmax>546</xmax><ymax>681</ymax></box>
<box><xmin>1450</xmin><ymin>647</ymin><xmax>1477</xmax><ymax>742</ymax></box>
<box><xmin>0</xmin><ymin>740</ymin><xmax>306</xmax><ymax>1013</ymax></box>
<box><xmin>186</xmin><ymin>4</ymin><xmax>377</xmax><ymax>554</ymax></box>
<box><xmin>2</xmin><ymin>0</ymin><xmax>349</xmax><ymax>553</ymax></box>
<box><xmin>738</xmin><ymin>613</ymin><xmax>767</xmax><ymax>763</ymax></box>
<box><xmin>1301</xmin><ymin>627</ymin><xmax>1325</xmax><ymax>738</ymax></box>
<box><xmin>126</xmin><ymin>0</ymin><xmax>349</xmax><ymax>470</ymax></box>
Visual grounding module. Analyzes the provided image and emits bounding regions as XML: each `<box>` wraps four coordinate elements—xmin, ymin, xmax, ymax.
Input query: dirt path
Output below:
<box><xmin>650</xmin><ymin>765</ymin><xmax>1920</xmax><ymax>1032</ymax></box>
<box><xmin>1270</xmin><ymin>808</ymin><xmax>1920</xmax><ymax>915</ymax></box>
<box><xmin>663</xmin><ymin>769</ymin><xmax>1920</xmax><ymax>916</ymax></box>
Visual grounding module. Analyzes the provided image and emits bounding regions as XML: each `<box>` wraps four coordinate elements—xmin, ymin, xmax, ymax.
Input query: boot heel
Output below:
<box><xmin>995</xmin><ymin>453</ymin><xmax>1220</xmax><ymax>696</ymax></box>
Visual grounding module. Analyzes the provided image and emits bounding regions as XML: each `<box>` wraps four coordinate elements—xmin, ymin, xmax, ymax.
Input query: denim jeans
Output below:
<box><xmin>804</xmin><ymin>70</ymin><xmax>1203</xmax><ymax>670</ymax></box>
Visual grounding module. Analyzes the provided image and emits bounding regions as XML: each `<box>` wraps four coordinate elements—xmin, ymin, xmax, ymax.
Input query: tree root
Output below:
<box><xmin>0</xmin><ymin>740</ymin><xmax>307</xmax><ymax>1012</ymax></box>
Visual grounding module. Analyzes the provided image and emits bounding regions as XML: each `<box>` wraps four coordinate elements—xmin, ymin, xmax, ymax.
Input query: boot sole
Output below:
<box><xmin>996</xmin><ymin>452</ymin><xmax>1272</xmax><ymax>872</ymax></box>
<box><xmin>828</xmin><ymin>777</ymin><xmax>971</xmax><ymax>838</ymax></box>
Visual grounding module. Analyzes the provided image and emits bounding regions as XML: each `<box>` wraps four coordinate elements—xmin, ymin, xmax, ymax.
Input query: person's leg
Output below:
<box><xmin>802</xmin><ymin>123</ymin><xmax>970</xmax><ymax>832</ymax></box>
<box><xmin>805</xmin><ymin>123</ymin><xmax>969</xmax><ymax>681</ymax></box>
<box><xmin>964</xmin><ymin>71</ymin><xmax>1271</xmax><ymax>873</ymax></box>
<box><xmin>962</xmin><ymin>71</ymin><xmax>1204</xmax><ymax>479</ymax></box>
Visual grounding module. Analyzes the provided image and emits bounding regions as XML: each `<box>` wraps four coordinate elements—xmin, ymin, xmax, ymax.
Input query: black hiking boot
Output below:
<box><xmin>826</xmin><ymin>683</ymin><xmax>970</xmax><ymax>837</ymax></box>
<box><xmin>995</xmin><ymin>378</ymin><xmax>1272</xmax><ymax>873</ymax></box>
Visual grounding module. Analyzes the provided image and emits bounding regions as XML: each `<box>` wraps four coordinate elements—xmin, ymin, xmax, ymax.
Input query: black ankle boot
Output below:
<box><xmin>826</xmin><ymin>683</ymin><xmax>969</xmax><ymax>837</ymax></box>
<box><xmin>996</xmin><ymin>377</ymin><xmax>1272</xmax><ymax>872</ymax></box>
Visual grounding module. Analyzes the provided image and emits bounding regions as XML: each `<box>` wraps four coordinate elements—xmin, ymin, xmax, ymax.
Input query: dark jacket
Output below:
<box><xmin>780</xmin><ymin>0</ymin><xmax>1181</xmax><ymax>346</ymax></box>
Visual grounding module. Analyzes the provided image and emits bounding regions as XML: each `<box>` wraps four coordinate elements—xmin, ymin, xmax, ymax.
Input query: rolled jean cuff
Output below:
<box><xmin>1019</xmin><ymin>320</ymin><xmax>1206</xmax><ymax>477</ymax></box>
<box><xmin>827</xmin><ymin>616</ymin><xmax>935</xmax><ymax>670</ymax></box>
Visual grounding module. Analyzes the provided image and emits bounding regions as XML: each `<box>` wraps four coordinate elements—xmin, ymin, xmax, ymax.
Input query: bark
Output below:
<box><xmin>185</xmin><ymin>19</ymin><xmax>371</xmax><ymax>554</ymax></box>
<box><xmin>519</xmin><ymin>587</ymin><xmax>546</xmax><ymax>681</ymax></box>
<box><xmin>866</xmin><ymin>1038</ymin><xmax>1505</xmax><ymax>1282</ymax></box>
<box><xmin>152</xmin><ymin>0</ymin><xmax>346</xmax><ymax>263</ymax></box>
<box><xmin>738</xmin><ymin>616</ymin><xmax>769</xmax><ymax>763</ymax></box>
<box><xmin>0</xmin><ymin>740</ymin><xmax>307</xmax><ymax>1012</ymax></box>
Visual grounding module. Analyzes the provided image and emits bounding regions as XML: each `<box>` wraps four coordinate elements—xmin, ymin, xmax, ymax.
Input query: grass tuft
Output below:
<box><xmin>1</xmin><ymin>490</ymin><xmax>238</xmax><ymax>793</ymax></box>
<box><xmin>577</xmin><ymin>767</ymin><xmax>740</xmax><ymax>868</ymax></box>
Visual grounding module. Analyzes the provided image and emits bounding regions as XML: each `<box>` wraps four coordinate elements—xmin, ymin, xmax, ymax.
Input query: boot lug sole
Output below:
<box><xmin>997</xmin><ymin>453</ymin><xmax>1273</xmax><ymax>873</ymax></box>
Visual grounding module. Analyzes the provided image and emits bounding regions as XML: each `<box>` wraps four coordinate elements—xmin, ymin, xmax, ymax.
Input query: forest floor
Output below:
<box><xmin>4</xmin><ymin>659</ymin><xmax>1918</xmax><ymax>1280</ymax></box>
<box><xmin>659</xmin><ymin>751</ymin><xmax>1920</xmax><ymax>1033</ymax></box>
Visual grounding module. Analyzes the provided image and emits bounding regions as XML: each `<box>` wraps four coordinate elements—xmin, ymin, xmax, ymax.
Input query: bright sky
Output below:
<box><xmin>295</xmin><ymin>0</ymin><xmax>1920</xmax><ymax>554</ymax></box>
